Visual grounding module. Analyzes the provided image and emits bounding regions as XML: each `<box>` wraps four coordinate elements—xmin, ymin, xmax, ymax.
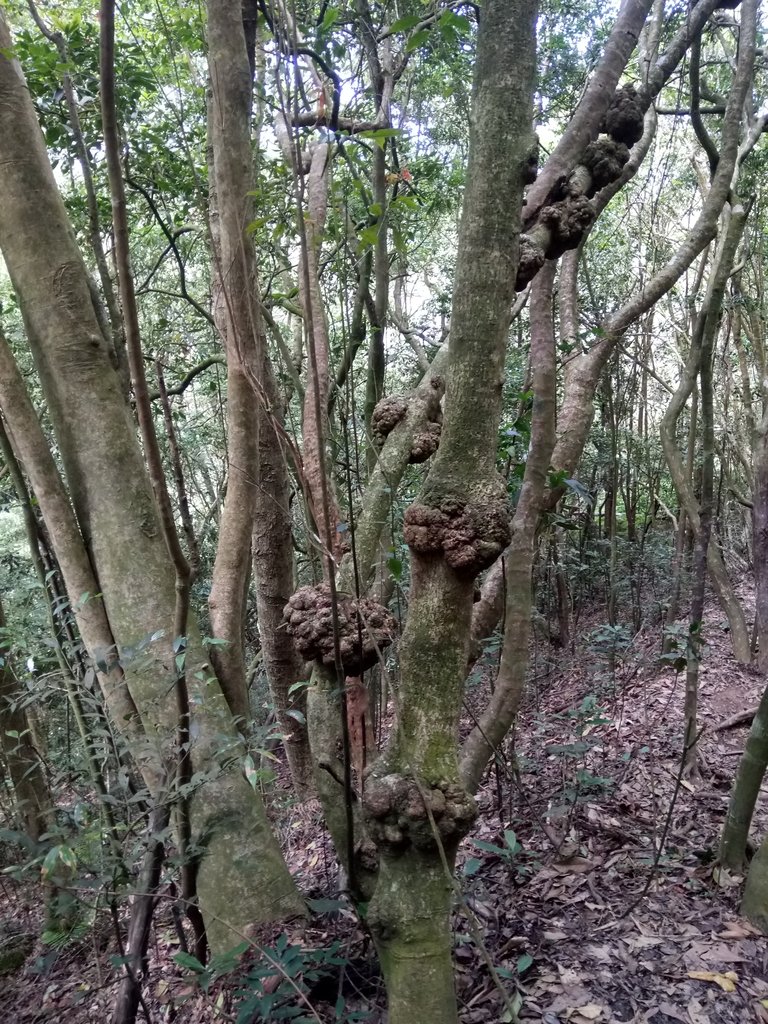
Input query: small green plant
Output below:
<box><xmin>585</xmin><ymin>622</ymin><xmax>632</xmax><ymax>689</ymax></box>
<box><xmin>660</xmin><ymin>621</ymin><xmax>690</xmax><ymax>672</ymax></box>
<box><xmin>173</xmin><ymin>934</ymin><xmax>374</xmax><ymax>1023</ymax></box>
<box><xmin>540</xmin><ymin>696</ymin><xmax>615</xmax><ymax>820</ymax></box>
<box><xmin>464</xmin><ymin>829</ymin><xmax>536</xmax><ymax>881</ymax></box>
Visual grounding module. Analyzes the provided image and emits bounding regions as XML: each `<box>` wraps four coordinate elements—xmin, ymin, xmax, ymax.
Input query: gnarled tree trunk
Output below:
<box><xmin>363</xmin><ymin>3</ymin><xmax>537</xmax><ymax>1020</ymax></box>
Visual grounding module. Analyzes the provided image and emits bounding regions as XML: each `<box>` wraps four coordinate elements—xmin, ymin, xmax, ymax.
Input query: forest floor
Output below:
<box><xmin>3</xmin><ymin>584</ymin><xmax>768</xmax><ymax>1023</ymax></box>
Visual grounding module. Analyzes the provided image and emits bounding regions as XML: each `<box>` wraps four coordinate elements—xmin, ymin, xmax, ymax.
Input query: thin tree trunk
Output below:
<box><xmin>720</xmin><ymin>377</ymin><xmax>768</xmax><ymax>870</ymax></box>
<box><xmin>720</xmin><ymin>682</ymin><xmax>768</xmax><ymax>871</ymax></box>
<box><xmin>460</xmin><ymin>259</ymin><xmax>558</xmax><ymax>793</ymax></box>
<box><xmin>206</xmin><ymin>0</ymin><xmax>263</xmax><ymax>727</ymax></box>
<box><xmin>252</xmin><ymin>379</ymin><xmax>314</xmax><ymax>797</ymax></box>
<box><xmin>26</xmin><ymin>0</ymin><xmax>128</xmax><ymax>391</ymax></box>
<box><xmin>660</xmin><ymin>207</ymin><xmax>750</xmax><ymax>667</ymax></box>
<box><xmin>0</xmin><ymin>595</ymin><xmax>52</xmax><ymax>842</ymax></box>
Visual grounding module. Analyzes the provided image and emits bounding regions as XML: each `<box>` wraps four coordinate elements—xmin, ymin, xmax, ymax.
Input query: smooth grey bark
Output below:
<box><xmin>206</xmin><ymin>0</ymin><xmax>262</xmax><ymax>727</ymax></box>
<box><xmin>0</xmin><ymin>327</ymin><xmax>145</xmax><ymax>760</ymax></box>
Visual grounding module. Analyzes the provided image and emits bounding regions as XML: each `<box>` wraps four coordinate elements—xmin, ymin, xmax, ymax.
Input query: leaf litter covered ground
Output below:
<box><xmin>2</xmin><ymin>585</ymin><xmax>768</xmax><ymax>1023</ymax></box>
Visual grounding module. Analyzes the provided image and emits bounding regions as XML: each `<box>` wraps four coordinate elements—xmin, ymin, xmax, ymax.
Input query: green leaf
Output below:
<box><xmin>358</xmin><ymin>128</ymin><xmax>401</xmax><ymax>139</ymax></box>
<box><xmin>387</xmin><ymin>556</ymin><xmax>403</xmax><ymax>581</ymax></box>
<box><xmin>392</xmin><ymin>193</ymin><xmax>419</xmax><ymax>211</ymax></box>
<box><xmin>439</xmin><ymin>11</ymin><xmax>471</xmax><ymax>33</ymax></box>
<box><xmin>392</xmin><ymin>226</ymin><xmax>407</xmax><ymax>254</ymax></box>
<box><xmin>59</xmin><ymin>845</ymin><xmax>78</xmax><ymax>871</ymax></box>
<box><xmin>501</xmin><ymin>991</ymin><xmax>524</xmax><ymax>1022</ymax></box>
<box><xmin>388</xmin><ymin>14</ymin><xmax>422</xmax><ymax>33</ymax></box>
<box><xmin>42</xmin><ymin>844</ymin><xmax>76</xmax><ymax>879</ymax></box>
<box><xmin>174</xmin><ymin>951</ymin><xmax>206</xmax><ymax>973</ymax></box>
<box><xmin>109</xmin><ymin>955</ymin><xmax>134</xmax><ymax>968</ymax></box>
<box><xmin>503</xmin><ymin>830</ymin><xmax>521</xmax><ymax>855</ymax></box>
<box><xmin>307</xmin><ymin>897</ymin><xmax>346</xmax><ymax>914</ymax></box>
<box><xmin>243</xmin><ymin>753</ymin><xmax>259</xmax><ymax>790</ymax></box>
<box><xmin>462</xmin><ymin>857</ymin><xmax>483</xmax><ymax>877</ymax></box>
<box><xmin>319</xmin><ymin>6</ymin><xmax>340</xmax><ymax>32</ymax></box>
<box><xmin>368</xmin><ymin>202</ymin><xmax>383</xmax><ymax>217</ymax></box>
<box><xmin>405</xmin><ymin>28</ymin><xmax>432</xmax><ymax>53</ymax></box>
<box><xmin>473</xmin><ymin>839</ymin><xmax>505</xmax><ymax>856</ymax></box>
<box><xmin>359</xmin><ymin>225</ymin><xmax>379</xmax><ymax>248</ymax></box>
<box><xmin>517</xmin><ymin>952</ymin><xmax>533</xmax><ymax>974</ymax></box>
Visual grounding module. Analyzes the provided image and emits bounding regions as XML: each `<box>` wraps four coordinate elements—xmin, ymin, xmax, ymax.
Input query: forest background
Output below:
<box><xmin>0</xmin><ymin>0</ymin><xmax>768</xmax><ymax>1021</ymax></box>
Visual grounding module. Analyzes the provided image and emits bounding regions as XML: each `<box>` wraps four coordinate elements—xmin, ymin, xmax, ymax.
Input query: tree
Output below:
<box><xmin>0</xmin><ymin>6</ymin><xmax>305</xmax><ymax>953</ymax></box>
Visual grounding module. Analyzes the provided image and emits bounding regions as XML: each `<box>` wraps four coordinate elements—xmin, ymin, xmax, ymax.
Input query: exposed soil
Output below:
<box><xmin>2</xmin><ymin>584</ymin><xmax>767</xmax><ymax>1023</ymax></box>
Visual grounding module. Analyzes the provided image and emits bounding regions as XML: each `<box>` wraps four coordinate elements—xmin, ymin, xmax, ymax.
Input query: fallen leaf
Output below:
<box><xmin>718</xmin><ymin>919</ymin><xmax>760</xmax><ymax>938</ymax></box>
<box><xmin>553</xmin><ymin>856</ymin><xmax>596</xmax><ymax>874</ymax></box>
<box><xmin>574</xmin><ymin>1003</ymin><xmax>604</xmax><ymax>1020</ymax></box>
<box><xmin>656</xmin><ymin>1001</ymin><xmax>690</xmax><ymax>1023</ymax></box>
<box><xmin>713</xmin><ymin>865</ymin><xmax>744</xmax><ymax>889</ymax></box>
<box><xmin>687</xmin><ymin>996</ymin><xmax>711</xmax><ymax>1024</ymax></box>
<box><xmin>687</xmin><ymin>969</ymin><xmax>738</xmax><ymax>992</ymax></box>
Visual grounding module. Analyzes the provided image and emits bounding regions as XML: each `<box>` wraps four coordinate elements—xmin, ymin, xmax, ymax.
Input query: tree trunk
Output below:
<box><xmin>363</xmin><ymin>3</ymin><xmax>538</xmax><ymax>1020</ymax></box>
<box><xmin>660</xmin><ymin>207</ymin><xmax>750</xmax><ymax>668</ymax></box>
<box><xmin>252</xmin><ymin>380</ymin><xmax>314</xmax><ymax>797</ymax></box>
<box><xmin>742</xmin><ymin>831</ymin><xmax>768</xmax><ymax>932</ymax></box>
<box><xmin>720</xmin><ymin>380</ymin><xmax>768</xmax><ymax>870</ymax></box>
<box><xmin>206</xmin><ymin>0</ymin><xmax>262</xmax><ymax>727</ymax></box>
<box><xmin>460</xmin><ymin>259</ymin><xmax>558</xmax><ymax>793</ymax></box>
<box><xmin>0</xmin><ymin>596</ymin><xmax>52</xmax><ymax>843</ymax></box>
<box><xmin>720</xmin><ymin>682</ymin><xmax>768</xmax><ymax>871</ymax></box>
<box><xmin>755</xmin><ymin>406</ymin><xmax>768</xmax><ymax>673</ymax></box>
<box><xmin>0</xmin><ymin>9</ymin><xmax>304</xmax><ymax>952</ymax></box>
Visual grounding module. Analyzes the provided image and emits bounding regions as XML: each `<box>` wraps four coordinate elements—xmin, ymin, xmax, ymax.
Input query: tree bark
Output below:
<box><xmin>0</xmin><ymin>595</ymin><xmax>52</xmax><ymax>842</ymax></box>
<box><xmin>461</xmin><ymin>260</ymin><xmax>558</xmax><ymax>793</ymax></box>
<box><xmin>0</xmin><ymin>9</ymin><xmax>304</xmax><ymax>952</ymax></box>
<box><xmin>720</xmin><ymin>682</ymin><xmax>768</xmax><ymax>871</ymax></box>
<box><xmin>363</xmin><ymin>3</ymin><xmax>538</xmax><ymax>1020</ymax></box>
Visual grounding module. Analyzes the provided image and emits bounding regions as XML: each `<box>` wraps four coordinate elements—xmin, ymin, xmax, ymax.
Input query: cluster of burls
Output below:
<box><xmin>516</xmin><ymin>85</ymin><xmax>646</xmax><ymax>289</ymax></box>
<box><xmin>403</xmin><ymin>491</ymin><xmax>510</xmax><ymax>574</ymax></box>
<box><xmin>409</xmin><ymin>421</ymin><xmax>442</xmax><ymax>464</ymax></box>
<box><xmin>283</xmin><ymin>583</ymin><xmax>396</xmax><ymax>674</ymax></box>
<box><xmin>600</xmin><ymin>84</ymin><xmax>645</xmax><ymax>147</ymax></box>
<box><xmin>583</xmin><ymin>137</ymin><xmax>631</xmax><ymax>195</ymax></box>
<box><xmin>364</xmin><ymin>773</ymin><xmax>477</xmax><ymax>850</ymax></box>
<box><xmin>371</xmin><ymin>395</ymin><xmax>408</xmax><ymax>441</ymax></box>
<box><xmin>371</xmin><ymin>377</ymin><xmax>444</xmax><ymax>463</ymax></box>
<box><xmin>539</xmin><ymin>195</ymin><xmax>595</xmax><ymax>260</ymax></box>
